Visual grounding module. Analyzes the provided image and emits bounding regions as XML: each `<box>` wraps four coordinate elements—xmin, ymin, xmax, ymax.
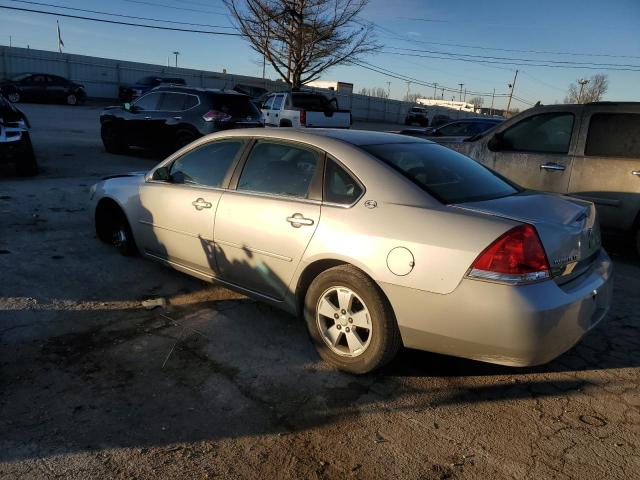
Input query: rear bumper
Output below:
<box><xmin>381</xmin><ymin>248</ymin><xmax>613</xmax><ymax>366</ymax></box>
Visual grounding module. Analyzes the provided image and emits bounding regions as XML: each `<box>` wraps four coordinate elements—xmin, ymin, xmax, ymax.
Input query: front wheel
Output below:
<box><xmin>101</xmin><ymin>122</ymin><xmax>127</xmax><ymax>154</ymax></box>
<box><xmin>304</xmin><ymin>265</ymin><xmax>402</xmax><ymax>374</ymax></box>
<box><xmin>7</xmin><ymin>91</ymin><xmax>20</xmax><ymax>103</ymax></box>
<box><xmin>66</xmin><ymin>93</ymin><xmax>78</xmax><ymax>105</ymax></box>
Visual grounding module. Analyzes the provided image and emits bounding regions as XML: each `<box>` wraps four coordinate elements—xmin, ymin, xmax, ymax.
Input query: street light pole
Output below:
<box><xmin>577</xmin><ymin>78</ymin><xmax>589</xmax><ymax>103</ymax></box>
<box><xmin>173</xmin><ymin>51</ymin><xmax>180</xmax><ymax>68</ymax></box>
<box><xmin>458</xmin><ymin>83</ymin><xmax>463</xmax><ymax>102</ymax></box>
<box><xmin>433</xmin><ymin>83</ymin><xmax>438</xmax><ymax>100</ymax></box>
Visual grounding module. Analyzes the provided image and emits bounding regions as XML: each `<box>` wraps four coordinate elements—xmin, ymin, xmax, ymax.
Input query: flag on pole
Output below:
<box><xmin>57</xmin><ymin>20</ymin><xmax>64</xmax><ymax>53</ymax></box>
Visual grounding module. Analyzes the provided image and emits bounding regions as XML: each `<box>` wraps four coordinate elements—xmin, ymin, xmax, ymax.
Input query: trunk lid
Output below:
<box><xmin>455</xmin><ymin>191</ymin><xmax>601</xmax><ymax>283</ymax></box>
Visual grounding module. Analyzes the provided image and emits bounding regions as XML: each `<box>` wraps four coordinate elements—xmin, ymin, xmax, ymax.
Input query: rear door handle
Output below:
<box><xmin>192</xmin><ymin>198</ymin><xmax>212</xmax><ymax>210</ymax></box>
<box><xmin>540</xmin><ymin>162</ymin><xmax>566</xmax><ymax>171</ymax></box>
<box><xmin>632</xmin><ymin>170</ymin><xmax>640</xmax><ymax>177</ymax></box>
<box><xmin>143</xmin><ymin>116</ymin><xmax>152</xmax><ymax>120</ymax></box>
<box><xmin>286</xmin><ymin>213</ymin><xmax>314</xmax><ymax>228</ymax></box>
<box><xmin>172</xmin><ymin>116</ymin><xmax>182</xmax><ymax>120</ymax></box>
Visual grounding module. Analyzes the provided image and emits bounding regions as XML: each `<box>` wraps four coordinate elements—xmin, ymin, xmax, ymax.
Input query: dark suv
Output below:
<box><xmin>100</xmin><ymin>86</ymin><xmax>264</xmax><ymax>154</ymax></box>
<box><xmin>405</xmin><ymin>106</ymin><xmax>429</xmax><ymax>126</ymax></box>
<box><xmin>118</xmin><ymin>76</ymin><xmax>186</xmax><ymax>102</ymax></box>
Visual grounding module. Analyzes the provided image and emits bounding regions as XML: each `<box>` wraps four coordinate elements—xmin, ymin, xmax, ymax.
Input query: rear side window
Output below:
<box><xmin>157</xmin><ymin>93</ymin><xmax>198</xmax><ymax>111</ymax></box>
<box><xmin>292</xmin><ymin>94</ymin><xmax>335</xmax><ymax>111</ymax></box>
<box><xmin>501</xmin><ymin>112</ymin><xmax>574</xmax><ymax>154</ymax></box>
<box><xmin>438</xmin><ymin>122</ymin><xmax>471</xmax><ymax>136</ymax></box>
<box><xmin>169</xmin><ymin>140</ymin><xmax>243</xmax><ymax>187</ymax></box>
<box><xmin>272</xmin><ymin>94</ymin><xmax>284</xmax><ymax>110</ymax></box>
<box><xmin>585</xmin><ymin>113</ymin><xmax>640</xmax><ymax>158</ymax></box>
<box><xmin>237</xmin><ymin>141</ymin><xmax>320</xmax><ymax>199</ymax></box>
<box><xmin>262</xmin><ymin>95</ymin><xmax>274</xmax><ymax>110</ymax></box>
<box><xmin>210</xmin><ymin>94</ymin><xmax>259</xmax><ymax>117</ymax></box>
<box><xmin>361</xmin><ymin>142</ymin><xmax>518</xmax><ymax>204</ymax></box>
<box><xmin>324</xmin><ymin>159</ymin><xmax>363</xmax><ymax>205</ymax></box>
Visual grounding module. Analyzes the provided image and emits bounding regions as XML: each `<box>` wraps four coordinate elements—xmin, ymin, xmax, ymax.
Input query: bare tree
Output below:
<box><xmin>469</xmin><ymin>96</ymin><xmax>484</xmax><ymax>108</ymax></box>
<box><xmin>565</xmin><ymin>74</ymin><xmax>608</xmax><ymax>103</ymax></box>
<box><xmin>224</xmin><ymin>0</ymin><xmax>378</xmax><ymax>88</ymax></box>
<box><xmin>404</xmin><ymin>92</ymin><xmax>423</xmax><ymax>103</ymax></box>
<box><xmin>359</xmin><ymin>87</ymin><xmax>388</xmax><ymax>98</ymax></box>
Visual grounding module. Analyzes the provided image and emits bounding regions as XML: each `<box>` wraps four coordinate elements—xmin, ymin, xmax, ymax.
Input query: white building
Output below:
<box><xmin>417</xmin><ymin>98</ymin><xmax>477</xmax><ymax>113</ymax></box>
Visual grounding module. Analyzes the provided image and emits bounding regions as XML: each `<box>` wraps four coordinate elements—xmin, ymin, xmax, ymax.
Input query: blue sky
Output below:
<box><xmin>1</xmin><ymin>0</ymin><xmax>639</xmax><ymax>109</ymax></box>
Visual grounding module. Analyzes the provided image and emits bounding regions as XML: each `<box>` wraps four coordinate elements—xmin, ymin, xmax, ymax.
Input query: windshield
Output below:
<box><xmin>210</xmin><ymin>94</ymin><xmax>260</xmax><ymax>117</ymax></box>
<box><xmin>137</xmin><ymin>76</ymin><xmax>158</xmax><ymax>85</ymax></box>
<box><xmin>361</xmin><ymin>142</ymin><xmax>519</xmax><ymax>204</ymax></box>
<box><xmin>292</xmin><ymin>93</ymin><xmax>336</xmax><ymax>111</ymax></box>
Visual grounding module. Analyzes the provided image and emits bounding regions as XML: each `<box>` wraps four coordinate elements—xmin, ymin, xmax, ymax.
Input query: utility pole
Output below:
<box><xmin>463</xmin><ymin>88</ymin><xmax>467</xmax><ymax>103</ymax></box>
<box><xmin>577</xmin><ymin>78</ymin><xmax>589</xmax><ymax>103</ymax></box>
<box><xmin>458</xmin><ymin>83</ymin><xmax>464</xmax><ymax>102</ymax></box>
<box><xmin>433</xmin><ymin>83</ymin><xmax>438</xmax><ymax>99</ymax></box>
<box><xmin>173</xmin><ymin>51</ymin><xmax>180</xmax><ymax>68</ymax></box>
<box><xmin>506</xmin><ymin>69</ymin><xmax>519</xmax><ymax>115</ymax></box>
<box><xmin>490</xmin><ymin>88</ymin><xmax>495</xmax><ymax>116</ymax></box>
<box><xmin>441</xmin><ymin>87</ymin><xmax>444</xmax><ymax>99</ymax></box>
<box><xmin>9</xmin><ymin>35</ymin><xmax>11</xmax><ymax>48</ymax></box>
<box><xmin>406</xmin><ymin>81</ymin><xmax>411</xmax><ymax>101</ymax></box>
<box><xmin>386</xmin><ymin>81</ymin><xmax>391</xmax><ymax>98</ymax></box>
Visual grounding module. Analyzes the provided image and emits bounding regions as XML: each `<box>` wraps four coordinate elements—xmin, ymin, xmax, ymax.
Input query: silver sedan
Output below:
<box><xmin>90</xmin><ymin>129</ymin><xmax>613</xmax><ymax>374</ymax></box>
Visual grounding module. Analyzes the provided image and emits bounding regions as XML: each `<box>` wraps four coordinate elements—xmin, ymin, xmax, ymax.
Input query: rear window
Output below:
<box><xmin>292</xmin><ymin>93</ymin><xmax>336</xmax><ymax>111</ymax></box>
<box><xmin>361</xmin><ymin>142</ymin><xmax>518</xmax><ymax>204</ymax></box>
<box><xmin>209</xmin><ymin>94</ymin><xmax>259</xmax><ymax>117</ymax></box>
<box><xmin>585</xmin><ymin>113</ymin><xmax>640</xmax><ymax>158</ymax></box>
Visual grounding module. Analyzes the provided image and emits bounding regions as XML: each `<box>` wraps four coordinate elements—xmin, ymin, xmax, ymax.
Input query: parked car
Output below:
<box><xmin>261</xmin><ymin>91</ymin><xmax>351</xmax><ymax>128</ymax></box>
<box><xmin>405</xmin><ymin>106</ymin><xmax>429</xmax><ymax>126</ymax></box>
<box><xmin>118</xmin><ymin>76</ymin><xmax>186</xmax><ymax>102</ymax></box>
<box><xmin>431</xmin><ymin>114</ymin><xmax>452</xmax><ymax>128</ymax></box>
<box><xmin>90</xmin><ymin>129</ymin><xmax>612</xmax><ymax>374</ymax></box>
<box><xmin>399</xmin><ymin>117</ymin><xmax>503</xmax><ymax>144</ymax></box>
<box><xmin>0</xmin><ymin>73</ymin><xmax>86</xmax><ymax>105</ymax></box>
<box><xmin>450</xmin><ymin>102</ymin><xmax>640</xmax><ymax>255</ymax></box>
<box><xmin>100</xmin><ymin>86</ymin><xmax>263</xmax><ymax>154</ymax></box>
<box><xmin>0</xmin><ymin>94</ymin><xmax>37</xmax><ymax>175</ymax></box>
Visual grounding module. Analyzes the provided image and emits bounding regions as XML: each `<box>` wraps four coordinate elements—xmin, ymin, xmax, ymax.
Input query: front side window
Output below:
<box><xmin>501</xmin><ymin>112</ymin><xmax>574</xmax><ymax>154</ymax></box>
<box><xmin>324</xmin><ymin>159</ymin><xmax>363</xmax><ymax>205</ymax></box>
<box><xmin>362</xmin><ymin>142</ymin><xmax>518</xmax><ymax>204</ymax></box>
<box><xmin>585</xmin><ymin>113</ymin><xmax>640</xmax><ymax>158</ymax></box>
<box><xmin>133</xmin><ymin>92</ymin><xmax>161</xmax><ymax>111</ymax></box>
<box><xmin>237</xmin><ymin>141</ymin><xmax>320</xmax><ymax>199</ymax></box>
<box><xmin>169</xmin><ymin>140</ymin><xmax>244</xmax><ymax>187</ymax></box>
<box><xmin>262</xmin><ymin>95</ymin><xmax>274</xmax><ymax>110</ymax></box>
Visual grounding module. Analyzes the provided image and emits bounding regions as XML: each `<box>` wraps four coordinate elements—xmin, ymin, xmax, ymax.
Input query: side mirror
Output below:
<box><xmin>487</xmin><ymin>132</ymin><xmax>504</xmax><ymax>151</ymax></box>
<box><xmin>152</xmin><ymin>166</ymin><xmax>170</xmax><ymax>181</ymax></box>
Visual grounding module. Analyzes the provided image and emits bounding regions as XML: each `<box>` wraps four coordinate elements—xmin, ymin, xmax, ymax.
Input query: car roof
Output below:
<box><xmin>152</xmin><ymin>85</ymin><xmax>247</xmax><ymax>96</ymax></box>
<box><xmin>219</xmin><ymin>128</ymin><xmax>432</xmax><ymax>147</ymax></box>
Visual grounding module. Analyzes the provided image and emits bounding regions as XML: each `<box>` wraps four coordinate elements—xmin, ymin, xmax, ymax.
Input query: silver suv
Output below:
<box><xmin>453</xmin><ymin>102</ymin><xmax>640</xmax><ymax>254</ymax></box>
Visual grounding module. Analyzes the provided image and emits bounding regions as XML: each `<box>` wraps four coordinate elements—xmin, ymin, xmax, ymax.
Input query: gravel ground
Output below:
<box><xmin>0</xmin><ymin>104</ymin><xmax>638</xmax><ymax>479</ymax></box>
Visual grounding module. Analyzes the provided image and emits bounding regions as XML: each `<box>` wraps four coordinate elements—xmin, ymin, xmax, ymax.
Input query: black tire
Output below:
<box><xmin>304</xmin><ymin>265</ymin><xmax>402</xmax><ymax>374</ymax></box>
<box><xmin>6</xmin><ymin>91</ymin><xmax>20</xmax><ymax>103</ymax></box>
<box><xmin>15</xmin><ymin>134</ymin><xmax>38</xmax><ymax>176</ymax></box>
<box><xmin>175</xmin><ymin>130</ymin><xmax>197</xmax><ymax>151</ymax></box>
<box><xmin>101</xmin><ymin>122</ymin><xmax>127</xmax><ymax>154</ymax></box>
<box><xmin>279</xmin><ymin>119</ymin><xmax>292</xmax><ymax>127</ymax></box>
<box><xmin>96</xmin><ymin>204</ymin><xmax>137</xmax><ymax>256</ymax></box>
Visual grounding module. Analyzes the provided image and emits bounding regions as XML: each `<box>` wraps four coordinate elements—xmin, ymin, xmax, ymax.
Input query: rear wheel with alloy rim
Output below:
<box><xmin>66</xmin><ymin>93</ymin><xmax>77</xmax><ymax>105</ymax></box>
<box><xmin>7</xmin><ymin>92</ymin><xmax>20</xmax><ymax>103</ymax></box>
<box><xmin>304</xmin><ymin>265</ymin><xmax>401</xmax><ymax>374</ymax></box>
<box><xmin>101</xmin><ymin>122</ymin><xmax>127</xmax><ymax>154</ymax></box>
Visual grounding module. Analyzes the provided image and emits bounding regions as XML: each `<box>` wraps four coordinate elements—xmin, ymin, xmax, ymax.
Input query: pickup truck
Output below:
<box><xmin>261</xmin><ymin>91</ymin><xmax>351</xmax><ymax>128</ymax></box>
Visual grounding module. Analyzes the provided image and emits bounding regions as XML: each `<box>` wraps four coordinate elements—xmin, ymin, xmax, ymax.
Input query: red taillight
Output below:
<box><xmin>202</xmin><ymin>110</ymin><xmax>232</xmax><ymax>122</ymax></box>
<box><xmin>468</xmin><ymin>224</ymin><xmax>550</xmax><ymax>284</ymax></box>
<box><xmin>300</xmin><ymin>109</ymin><xmax>306</xmax><ymax>126</ymax></box>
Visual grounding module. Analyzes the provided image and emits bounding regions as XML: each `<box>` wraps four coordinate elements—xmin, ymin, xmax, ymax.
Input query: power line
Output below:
<box><xmin>8</xmin><ymin>0</ymin><xmax>235</xmax><ymax>28</ymax></box>
<box><xmin>368</xmin><ymin>21</ymin><xmax>640</xmax><ymax>60</ymax></box>
<box><xmin>385</xmin><ymin>45</ymin><xmax>640</xmax><ymax>69</ymax></box>
<box><xmin>0</xmin><ymin>5</ymin><xmax>243</xmax><ymax>35</ymax></box>
<box><xmin>122</xmin><ymin>0</ymin><xmax>228</xmax><ymax>16</ymax></box>
<box><xmin>380</xmin><ymin>50</ymin><xmax>640</xmax><ymax>72</ymax></box>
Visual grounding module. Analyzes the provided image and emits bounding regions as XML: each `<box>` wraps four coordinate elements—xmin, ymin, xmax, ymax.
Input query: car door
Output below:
<box><xmin>46</xmin><ymin>75</ymin><xmax>67</xmax><ymax>102</ymax></box>
<box><xmin>20</xmin><ymin>74</ymin><xmax>47</xmax><ymax>101</ymax></box>
<box><xmin>214</xmin><ymin>139</ymin><xmax>323</xmax><ymax>299</ymax></box>
<box><xmin>568</xmin><ymin>108</ymin><xmax>640</xmax><ymax>231</ymax></box>
<box><xmin>490</xmin><ymin>111</ymin><xmax>578</xmax><ymax>193</ymax></box>
<box><xmin>126</xmin><ymin>91</ymin><xmax>163</xmax><ymax>146</ymax></box>
<box><xmin>269</xmin><ymin>94</ymin><xmax>285</xmax><ymax>126</ymax></box>
<box><xmin>137</xmin><ymin>139</ymin><xmax>247</xmax><ymax>275</ymax></box>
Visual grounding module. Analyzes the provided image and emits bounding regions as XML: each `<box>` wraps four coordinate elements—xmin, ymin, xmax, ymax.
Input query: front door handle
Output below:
<box><xmin>192</xmin><ymin>198</ymin><xmax>212</xmax><ymax>210</ymax></box>
<box><xmin>286</xmin><ymin>213</ymin><xmax>314</xmax><ymax>228</ymax></box>
<box><xmin>143</xmin><ymin>116</ymin><xmax>152</xmax><ymax>120</ymax></box>
<box><xmin>172</xmin><ymin>116</ymin><xmax>182</xmax><ymax>120</ymax></box>
<box><xmin>540</xmin><ymin>162</ymin><xmax>566</xmax><ymax>172</ymax></box>
<box><xmin>632</xmin><ymin>170</ymin><xmax>640</xmax><ymax>177</ymax></box>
